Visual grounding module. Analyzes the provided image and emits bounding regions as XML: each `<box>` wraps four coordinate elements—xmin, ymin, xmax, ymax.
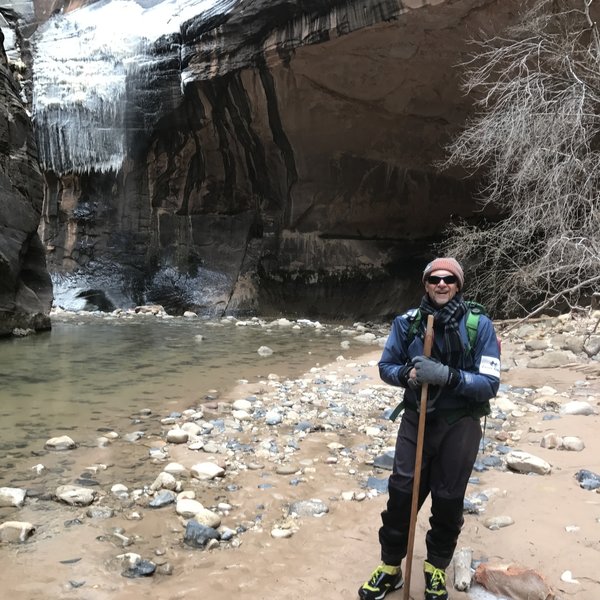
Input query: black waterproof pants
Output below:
<box><xmin>379</xmin><ymin>409</ymin><xmax>482</xmax><ymax>569</ymax></box>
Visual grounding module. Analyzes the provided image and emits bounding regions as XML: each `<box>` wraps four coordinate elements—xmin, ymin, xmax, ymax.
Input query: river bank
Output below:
<box><xmin>1</xmin><ymin>310</ymin><xmax>599</xmax><ymax>599</ymax></box>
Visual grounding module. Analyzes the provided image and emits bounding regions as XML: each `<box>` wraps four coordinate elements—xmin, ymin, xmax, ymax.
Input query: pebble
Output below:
<box><xmin>271</xmin><ymin>527</ymin><xmax>294</xmax><ymax>538</ymax></box>
<box><xmin>45</xmin><ymin>435</ymin><xmax>77</xmax><ymax>451</ymax></box>
<box><xmin>288</xmin><ymin>499</ymin><xmax>329</xmax><ymax>517</ymax></box>
<box><xmin>190</xmin><ymin>463</ymin><xmax>225</xmax><ymax>480</ymax></box>
<box><xmin>0</xmin><ymin>487</ymin><xmax>26</xmax><ymax>508</ymax></box>
<box><xmin>55</xmin><ymin>485</ymin><xmax>96</xmax><ymax>506</ymax></box>
<box><xmin>0</xmin><ymin>521</ymin><xmax>35</xmax><ymax>543</ymax></box>
<box><xmin>505</xmin><ymin>451</ymin><xmax>551</xmax><ymax>475</ymax></box>
<box><xmin>483</xmin><ymin>515</ymin><xmax>515</xmax><ymax>530</ymax></box>
<box><xmin>176</xmin><ymin>498</ymin><xmax>204</xmax><ymax>517</ymax></box>
<box><xmin>560</xmin><ymin>400</ymin><xmax>597</xmax><ymax>416</ymax></box>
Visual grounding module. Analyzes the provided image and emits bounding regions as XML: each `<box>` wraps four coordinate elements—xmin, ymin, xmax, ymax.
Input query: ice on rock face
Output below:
<box><xmin>31</xmin><ymin>0</ymin><xmax>239</xmax><ymax>175</ymax></box>
<box><xmin>0</xmin><ymin>1</ymin><xmax>34</xmax><ymax>21</ymax></box>
<box><xmin>1</xmin><ymin>2</ymin><xmax>34</xmax><ymax>68</ymax></box>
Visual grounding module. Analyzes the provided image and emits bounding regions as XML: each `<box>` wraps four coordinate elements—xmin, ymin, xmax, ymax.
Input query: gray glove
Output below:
<box><xmin>413</xmin><ymin>356</ymin><xmax>450</xmax><ymax>386</ymax></box>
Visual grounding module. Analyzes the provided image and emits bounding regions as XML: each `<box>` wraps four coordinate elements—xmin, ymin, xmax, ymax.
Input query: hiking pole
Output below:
<box><xmin>402</xmin><ymin>314</ymin><xmax>434</xmax><ymax>600</ymax></box>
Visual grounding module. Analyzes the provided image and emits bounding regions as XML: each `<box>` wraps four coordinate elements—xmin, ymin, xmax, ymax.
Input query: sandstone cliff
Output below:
<box><xmin>15</xmin><ymin>0</ymin><xmax>525</xmax><ymax>319</ymax></box>
<box><xmin>0</xmin><ymin>14</ymin><xmax>52</xmax><ymax>336</ymax></box>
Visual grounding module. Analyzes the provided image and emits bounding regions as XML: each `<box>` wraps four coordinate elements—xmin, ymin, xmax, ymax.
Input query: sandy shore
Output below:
<box><xmin>1</xmin><ymin>316</ymin><xmax>600</xmax><ymax>600</ymax></box>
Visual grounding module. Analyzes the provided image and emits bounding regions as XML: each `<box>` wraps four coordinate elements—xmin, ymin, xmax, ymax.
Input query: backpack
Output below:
<box><xmin>406</xmin><ymin>300</ymin><xmax>490</xmax><ymax>355</ymax></box>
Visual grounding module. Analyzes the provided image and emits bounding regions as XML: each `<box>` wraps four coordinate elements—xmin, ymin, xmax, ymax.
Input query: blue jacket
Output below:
<box><xmin>379</xmin><ymin>308</ymin><xmax>500</xmax><ymax>413</ymax></box>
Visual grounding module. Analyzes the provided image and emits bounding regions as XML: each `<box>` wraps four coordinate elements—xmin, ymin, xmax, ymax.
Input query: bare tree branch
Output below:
<box><xmin>439</xmin><ymin>0</ymin><xmax>600</xmax><ymax>318</ymax></box>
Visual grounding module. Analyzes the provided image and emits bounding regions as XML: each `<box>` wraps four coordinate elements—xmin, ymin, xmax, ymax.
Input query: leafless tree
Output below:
<box><xmin>440</xmin><ymin>0</ymin><xmax>600</xmax><ymax>318</ymax></box>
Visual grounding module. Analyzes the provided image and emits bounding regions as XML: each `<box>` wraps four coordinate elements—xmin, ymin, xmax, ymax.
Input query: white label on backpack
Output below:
<box><xmin>479</xmin><ymin>355</ymin><xmax>501</xmax><ymax>377</ymax></box>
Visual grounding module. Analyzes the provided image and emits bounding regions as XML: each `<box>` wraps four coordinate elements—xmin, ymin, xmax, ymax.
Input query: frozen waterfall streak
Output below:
<box><xmin>403</xmin><ymin>314</ymin><xmax>434</xmax><ymax>600</ymax></box>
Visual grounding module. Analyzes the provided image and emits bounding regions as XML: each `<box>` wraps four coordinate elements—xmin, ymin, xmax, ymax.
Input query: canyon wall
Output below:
<box><xmin>0</xmin><ymin>11</ymin><xmax>52</xmax><ymax>336</ymax></box>
<box><xmin>8</xmin><ymin>0</ymin><xmax>526</xmax><ymax>319</ymax></box>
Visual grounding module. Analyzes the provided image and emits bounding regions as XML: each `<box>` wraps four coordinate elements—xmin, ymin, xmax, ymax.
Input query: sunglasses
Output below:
<box><xmin>426</xmin><ymin>275</ymin><xmax>458</xmax><ymax>285</ymax></box>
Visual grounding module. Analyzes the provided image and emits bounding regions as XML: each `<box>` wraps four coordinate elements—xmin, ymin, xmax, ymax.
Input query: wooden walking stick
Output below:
<box><xmin>403</xmin><ymin>314</ymin><xmax>434</xmax><ymax>600</ymax></box>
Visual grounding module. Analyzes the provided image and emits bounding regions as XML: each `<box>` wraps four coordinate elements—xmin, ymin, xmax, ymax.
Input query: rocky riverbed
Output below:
<box><xmin>1</xmin><ymin>309</ymin><xmax>600</xmax><ymax>599</ymax></box>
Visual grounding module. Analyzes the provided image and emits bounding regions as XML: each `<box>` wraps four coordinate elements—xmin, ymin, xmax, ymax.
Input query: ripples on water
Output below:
<box><xmin>0</xmin><ymin>313</ymin><xmax>372</xmax><ymax>487</ymax></box>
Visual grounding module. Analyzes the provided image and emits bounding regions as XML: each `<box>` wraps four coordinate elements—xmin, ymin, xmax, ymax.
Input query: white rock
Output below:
<box><xmin>365</xmin><ymin>426</ymin><xmax>382</xmax><ymax>437</ymax></box>
<box><xmin>271</xmin><ymin>528</ymin><xmax>294</xmax><ymax>538</ymax></box>
<box><xmin>0</xmin><ymin>487</ymin><xmax>26</xmax><ymax>508</ymax></box>
<box><xmin>494</xmin><ymin>397</ymin><xmax>518</xmax><ymax>412</ymax></box>
<box><xmin>540</xmin><ymin>433</ymin><xmax>562</xmax><ymax>449</ymax></box>
<box><xmin>562</xmin><ymin>436</ymin><xmax>585</xmax><ymax>451</ymax></box>
<box><xmin>177</xmin><ymin>490</ymin><xmax>196</xmax><ymax>500</ymax></box>
<box><xmin>560</xmin><ymin>570</ymin><xmax>580</xmax><ymax>584</ymax></box>
<box><xmin>453</xmin><ymin>547</ymin><xmax>473</xmax><ymax>591</ymax></box>
<box><xmin>483</xmin><ymin>515</ymin><xmax>514</xmax><ymax>530</ymax></box>
<box><xmin>258</xmin><ymin>346</ymin><xmax>274</xmax><ymax>356</ymax></box>
<box><xmin>354</xmin><ymin>333</ymin><xmax>377</xmax><ymax>343</ymax></box>
<box><xmin>150</xmin><ymin>472</ymin><xmax>177</xmax><ymax>491</ymax></box>
<box><xmin>194</xmin><ymin>507</ymin><xmax>221</xmax><ymax>529</ymax></box>
<box><xmin>166</xmin><ymin>429</ymin><xmax>189</xmax><ymax>444</ymax></box>
<box><xmin>232</xmin><ymin>409</ymin><xmax>251</xmax><ymax>421</ymax></box>
<box><xmin>45</xmin><ymin>435</ymin><xmax>76</xmax><ymax>450</ymax></box>
<box><xmin>232</xmin><ymin>399</ymin><xmax>253</xmax><ymax>411</ymax></box>
<box><xmin>506</xmin><ymin>451</ymin><xmax>551</xmax><ymax>475</ymax></box>
<box><xmin>163</xmin><ymin>462</ymin><xmax>187</xmax><ymax>476</ymax></box>
<box><xmin>176</xmin><ymin>498</ymin><xmax>204</xmax><ymax>518</ymax></box>
<box><xmin>265</xmin><ymin>410</ymin><xmax>283</xmax><ymax>425</ymax></box>
<box><xmin>181</xmin><ymin>422</ymin><xmax>203</xmax><ymax>436</ymax></box>
<box><xmin>55</xmin><ymin>485</ymin><xmax>96</xmax><ymax>506</ymax></box>
<box><xmin>190</xmin><ymin>462</ymin><xmax>225</xmax><ymax>480</ymax></box>
<box><xmin>560</xmin><ymin>401</ymin><xmax>597</xmax><ymax>416</ymax></box>
<box><xmin>0</xmin><ymin>521</ymin><xmax>35</xmax><ymax>543</ymax></box>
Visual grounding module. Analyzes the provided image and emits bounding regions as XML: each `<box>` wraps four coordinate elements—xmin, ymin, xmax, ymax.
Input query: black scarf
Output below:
<box><xmin>418</xmin><ymin>294</ymin><xmax>467</xmax><ymax>368</ymax></box>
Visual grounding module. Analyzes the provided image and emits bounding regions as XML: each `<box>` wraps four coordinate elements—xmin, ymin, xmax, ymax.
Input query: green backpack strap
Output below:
<box><xmin>406</xmin><ymin>308</ymin><xmax>423</xmax><ymax>344</ymax></box>
<box><xmin>465</xmin><ymin>301</ymin><xmax>486</xmax><ymax>353</ymax></box>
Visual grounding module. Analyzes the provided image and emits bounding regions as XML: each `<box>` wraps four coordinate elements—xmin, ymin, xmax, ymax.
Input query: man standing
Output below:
<box><xmin>358</xmin><ymin>258</ymin><xmax>500</xmax><ymax>600</ymax></box>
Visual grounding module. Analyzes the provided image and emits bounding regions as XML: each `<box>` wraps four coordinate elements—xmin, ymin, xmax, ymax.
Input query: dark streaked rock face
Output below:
<box><xmin>0</xmin><ymin>20</ymin><xmax>52</xmax><ymax>336</ymax></box>
<box><xmin>31</xmin><ymin>0</ymin><xmax>522</xmax><ymax>318</ymax></box>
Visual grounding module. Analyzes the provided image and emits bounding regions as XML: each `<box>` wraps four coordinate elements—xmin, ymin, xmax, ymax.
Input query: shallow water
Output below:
<box><xmin>0</xmin><ymin>313</ymin><xmax>367</xmax><ymax>488</ymax></box>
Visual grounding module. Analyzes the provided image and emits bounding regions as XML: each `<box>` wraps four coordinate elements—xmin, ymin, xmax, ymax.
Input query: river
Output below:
<box><xmin>0</xmin><ymin>311</ymin><xmax>375</xmax><ymax>490</ymax></box>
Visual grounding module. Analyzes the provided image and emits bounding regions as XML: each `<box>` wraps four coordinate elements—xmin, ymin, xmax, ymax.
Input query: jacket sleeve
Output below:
<box><xmin>452</xmin><ymin>316</ymin><xmax>500</xmax><ymax>403</ymax></box>
<box><xmin>378</xmin><ymin>315</ymin><xmax>415</xmax><ymax>388</ymax></box>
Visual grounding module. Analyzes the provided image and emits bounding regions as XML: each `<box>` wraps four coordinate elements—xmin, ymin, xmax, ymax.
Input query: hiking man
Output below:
<box><xmin>359</xmin><ymin>257</ymin><xmax>500</xmax><ymax>600</ymax></box>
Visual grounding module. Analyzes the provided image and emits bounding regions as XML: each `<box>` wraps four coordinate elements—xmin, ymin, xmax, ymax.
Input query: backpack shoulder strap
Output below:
<box><xmin>406</xmin><ymin>308</ymin><xmax>422</xmax><ymax>344</ymax></box>
<box><xmin>465</xmin><ymin>309</ymin><xmax>481</xmax><ymax>352</ymax></box>
<box><xmin>463</xmin><ymin>301</ymin><xmax>490</xmax><ymax>353</ymax></box>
